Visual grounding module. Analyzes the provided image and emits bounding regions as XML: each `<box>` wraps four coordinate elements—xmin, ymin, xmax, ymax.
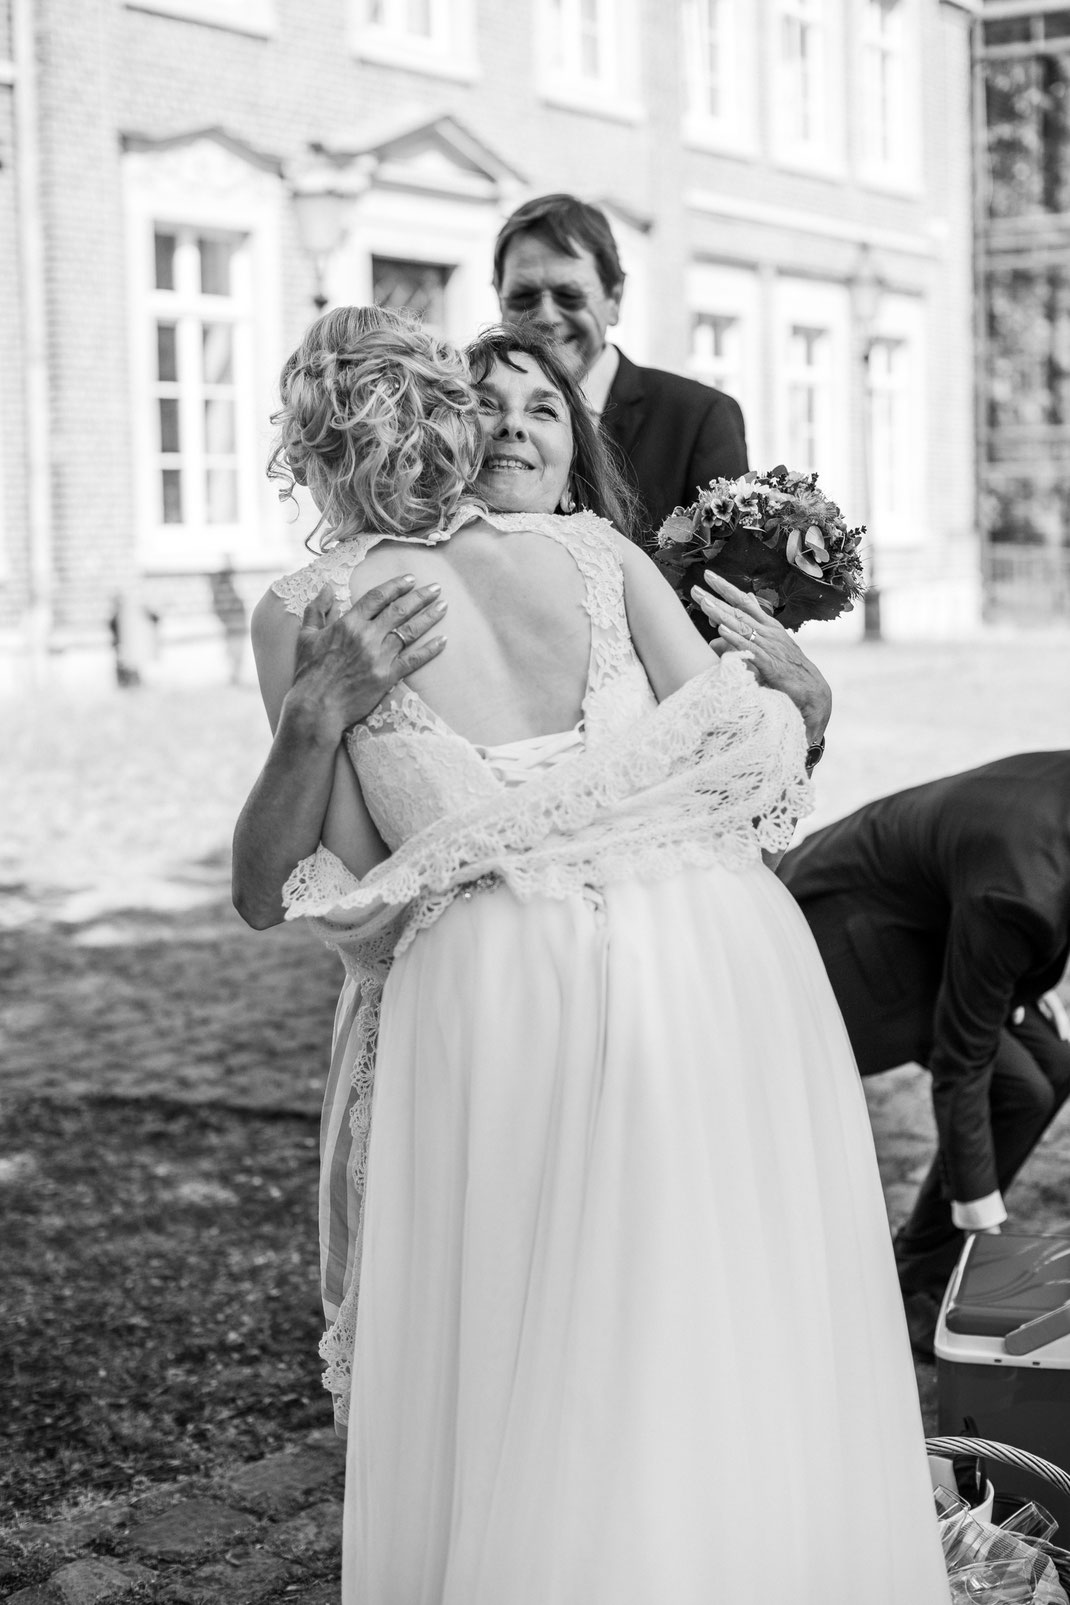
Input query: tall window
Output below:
<box><xmin>690</xmin><ymin>312</ymin><xmax>742</xmax><ymax>397</ymax></box>
<box><xmin>688</xmin><ymin>264</ymin><xmax>761</xmax><ymax>456</ymax></box>
<box><xmin>537</xmin><ymin>0</ymin><xmax>642</xmax><ymax>119</ymax></box>
<box><xmin>773</xmin><ymin>0</ymin><xmax>841</xmax><ymax>171</ymax></box>
<box><xmin>149</xmin><ymin>227</ymin><xmax>251</xmax><ymax>532</ymax></box>
<box><xmin>780</xmin><ymin>0</ymin><xmax>823</xmax><ymax>144</ymax></box>
<box><xmin>690</xmin><ymin>0</ymin><xmax>725</xmax><ymax>119</ymax></box>
<box><xmin>350</xmin><ymin>0</ymin><xmax>477</xmax><ymax>78</ymax></box>
<box><xmin>860</xmin><ymin>295</ymin><xmax>924</xmax><ymax>549</ymax></box>
<box><xmin>682</xmin><ymin>0</ymin><xmax>754</xmax><ymax>152</ymax></box>
<box><xmin>868</xmin><ymin>337</ymin><xmax>909</xmax><ymax>521</ymax></box>
<box><xmin>858</xmin><ymin>0</ymin><xmax>919</xmax><ymax>187</ymax></box>
<box><xmin>786</xmin><ymin>324</ymin><xmax>830</xmax><ymax>469</ymax></box>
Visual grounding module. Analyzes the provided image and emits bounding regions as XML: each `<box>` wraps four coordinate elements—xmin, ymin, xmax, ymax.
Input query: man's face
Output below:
<box><xmin>496</xmin><ymin>234</ymin><xmax>621</xmax><ymax>380</ymax></box>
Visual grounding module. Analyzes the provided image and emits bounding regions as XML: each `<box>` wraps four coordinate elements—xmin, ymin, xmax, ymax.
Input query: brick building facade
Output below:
<box><xmin>0</xmin><ymin>0</ymin><xmax>980</xmax><ymax>690</ymax></box>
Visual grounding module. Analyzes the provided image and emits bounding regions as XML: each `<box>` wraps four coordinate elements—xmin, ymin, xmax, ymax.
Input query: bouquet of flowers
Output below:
<box><xmin>654</xmin><ymin>465</ymin><xmax>867</xmax><ymax>635</ymax></box>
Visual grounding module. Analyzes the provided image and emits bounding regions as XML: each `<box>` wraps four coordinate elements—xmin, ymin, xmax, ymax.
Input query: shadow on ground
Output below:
<box><xmin>0</xmin><ymin>873</ymin><xmax>341</xmax><ymax>1113</ymax></box>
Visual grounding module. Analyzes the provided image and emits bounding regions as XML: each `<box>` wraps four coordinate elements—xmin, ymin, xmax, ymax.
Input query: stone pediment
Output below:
<box><xmin>121</xmin><ymin>127</ymin><xmax>284</xmax><ymax>210</ymax></box>
<box><xmin>122</xmin><ymin>125</ymin><xmax>283</xmax><ymax>176</ymax></box>
<box><xmin>308</xmin><ymin>112</ymin><xmax>526</xmax><ymax>202</ymax></box>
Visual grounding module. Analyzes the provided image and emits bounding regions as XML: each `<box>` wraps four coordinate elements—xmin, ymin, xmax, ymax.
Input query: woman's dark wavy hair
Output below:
<box><xmin>268</xmin><ymin>304</ymin><xmax>482</xmax><ymax>548</ymax></box>
<box><xmin>464</xmin><ymin>322</ymin><xmax>636</xmax><ymax>539</ymax></box>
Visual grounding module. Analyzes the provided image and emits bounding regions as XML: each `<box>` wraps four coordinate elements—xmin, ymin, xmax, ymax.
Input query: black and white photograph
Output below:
<box><xmin>4</xmin><ymin>2</ymin><xmax>1070</xmax><ymax>1601</ymax></box>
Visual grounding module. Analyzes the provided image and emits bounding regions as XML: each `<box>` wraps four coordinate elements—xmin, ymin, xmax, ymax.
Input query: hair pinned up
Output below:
<box><xmin>269</xmin><ymin>305</ymin><xmax>482</xmax><ymax>547</ymax></box>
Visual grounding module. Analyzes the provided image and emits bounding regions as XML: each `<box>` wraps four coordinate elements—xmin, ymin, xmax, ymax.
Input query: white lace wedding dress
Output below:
<box><xmin>273</xmin><ymin>510</ymin><xmax>950</xmax><ymax>1605</ymax></box>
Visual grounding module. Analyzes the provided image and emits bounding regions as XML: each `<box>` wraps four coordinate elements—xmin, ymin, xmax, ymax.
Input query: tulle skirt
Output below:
<box><xmin>341</xmin><ymin>861</ymin><xmax>949</xmax><ymax>1604</ymax></box>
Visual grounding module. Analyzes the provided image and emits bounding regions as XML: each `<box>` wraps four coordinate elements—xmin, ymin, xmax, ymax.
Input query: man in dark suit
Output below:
<box><xmin>778</xmin><ymin>753</ymin><xmax>1070</xmax><ymax>1355</ymax></box>
<box><xmin>492</xmin><ymin>194</ymin><xmax>749</xmax><ymax>540</ymax></box>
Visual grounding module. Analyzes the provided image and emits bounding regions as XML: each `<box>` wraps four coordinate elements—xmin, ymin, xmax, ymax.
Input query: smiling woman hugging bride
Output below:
<box><xmin>232</xmin><ymin>306</ymin><xmax>950</xmax><ymax>1605</ymax></box>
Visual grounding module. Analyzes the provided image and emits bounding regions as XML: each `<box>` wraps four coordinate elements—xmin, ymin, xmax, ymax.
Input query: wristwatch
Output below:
<box><xmin>804</xmin><ymin>737</ymin><xmax>826</xmax><ymax>776</ymax></box>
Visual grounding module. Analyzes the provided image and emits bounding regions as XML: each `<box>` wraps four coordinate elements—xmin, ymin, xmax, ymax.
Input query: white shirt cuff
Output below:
<box><xmin>952</xmin><ymin>1191</ymin><xmax>1008</xmax><ymax>1232</ymax></box>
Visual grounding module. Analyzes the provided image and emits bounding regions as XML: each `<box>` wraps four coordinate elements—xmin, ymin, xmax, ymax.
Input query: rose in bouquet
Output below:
<box><xmin>654</xmin><ymin>465</ymin><xmax>867</xmax><ymax>635</ymax></box>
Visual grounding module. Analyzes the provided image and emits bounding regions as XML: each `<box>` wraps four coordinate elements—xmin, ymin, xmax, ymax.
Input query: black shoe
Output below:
<box><xmin>903</xmin><ymin>1289</ymin><xmax>941</xmax><ymax>1358</ymax></box>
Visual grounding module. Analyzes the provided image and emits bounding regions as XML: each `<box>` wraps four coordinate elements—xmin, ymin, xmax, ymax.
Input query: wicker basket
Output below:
<box><xmin>927</xmin><ymin>1436</ymin><xmax>1070</xmax><ymax>1507</ymax></box>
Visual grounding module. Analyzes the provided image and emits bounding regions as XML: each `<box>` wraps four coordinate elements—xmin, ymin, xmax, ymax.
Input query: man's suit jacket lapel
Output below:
<box><xmin>600</xmin><ymin>349</ymin><xmax>646</xmax><ymax>459</ymax></box>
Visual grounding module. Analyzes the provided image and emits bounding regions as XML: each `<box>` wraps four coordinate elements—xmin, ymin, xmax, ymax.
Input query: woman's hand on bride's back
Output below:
<box><xmin>289</xmin><ymin>576</ymin><xmax>448</xmax><ymax>741</ymax></box>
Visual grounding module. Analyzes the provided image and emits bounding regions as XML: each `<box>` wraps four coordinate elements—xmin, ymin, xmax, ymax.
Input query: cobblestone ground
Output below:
<box><xmin>3</xmin><ymin>636</ymin><xmax>1070</xmax><ymax>1602</ymax></box>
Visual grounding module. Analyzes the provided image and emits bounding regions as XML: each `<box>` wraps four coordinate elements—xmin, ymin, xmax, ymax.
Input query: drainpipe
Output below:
<box><xmin>12</xmin><ymin>0</ymin><xmax>54</xmax><ymax>683</ymax></box>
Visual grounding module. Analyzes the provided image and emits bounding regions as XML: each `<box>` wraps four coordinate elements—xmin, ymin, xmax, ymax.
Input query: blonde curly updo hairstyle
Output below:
<box><xmin>269</xmin><ymin>304</ymin><xmax>482</xmax><ymax>547</ymax></box>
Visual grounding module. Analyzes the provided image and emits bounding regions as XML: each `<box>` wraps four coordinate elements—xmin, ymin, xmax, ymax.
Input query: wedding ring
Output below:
<box><xmin>746</xmin><ymin>626</ymin><xmax>757</xmax><ymax>642</ymax></box>
<box><xmin>386</xmin><ymin>627</ymin><xmax>405</xmax><ymax>650</ymax></box>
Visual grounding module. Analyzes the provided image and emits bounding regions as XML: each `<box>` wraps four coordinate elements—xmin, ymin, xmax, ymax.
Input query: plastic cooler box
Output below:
<box><xmin>936</xmin><ymin>1231</ymin><xmax>1070</xmax><ymax>1533</ymax></box>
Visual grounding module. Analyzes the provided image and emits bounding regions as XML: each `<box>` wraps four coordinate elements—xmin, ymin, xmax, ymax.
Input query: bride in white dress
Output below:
<box><xmin>234</xmin><ymin>308</ymin><xmax>950</xmax><ymax>1604</ymax></box>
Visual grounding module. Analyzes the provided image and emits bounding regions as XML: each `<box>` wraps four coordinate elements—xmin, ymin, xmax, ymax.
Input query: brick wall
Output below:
<box><xmin>37</xmin><ymin>0</ymin><xmax>137</xmax><ymax>639</ymax></box>
<box><xmin>0</xmin><ymin>0</ymin><xmax>28</xmax><ymax>631</ymax></box>
<box><xmin>5</xmin><ymin>0</ymin><xmax>983</xmax><ymax>677</ymax></box>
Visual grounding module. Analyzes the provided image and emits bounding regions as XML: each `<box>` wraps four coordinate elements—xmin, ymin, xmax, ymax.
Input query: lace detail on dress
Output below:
<box><xmin>270</xmin><ymin>537</ymin><xmax>384</xmax><ymax>617</ymax></box>
<box><xmin>315</xmin><ymin>963</ymin><xmax>381</xmax><ymax>1424</ymax></box>
<box><xmin>286</xmin><ymin>654</ymin><xmax>809</xmax><ymax>927</ymax></box>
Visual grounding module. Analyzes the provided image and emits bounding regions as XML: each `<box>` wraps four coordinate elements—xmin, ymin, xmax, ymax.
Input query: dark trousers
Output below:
<box><xmin>894</xmin><ymin>1004</ymin><xmax>1070</xmax><ymax>1295</ymax></box>
<box><xmin>797</xmin><ymin>900</ymin><xmax>1070</xmax><ymax>1299</ymax></box>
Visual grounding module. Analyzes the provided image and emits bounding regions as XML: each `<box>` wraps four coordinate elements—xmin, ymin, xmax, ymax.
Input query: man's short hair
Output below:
<box><xmin>492</xmin><ymin>194</ymin><xmax>625</xmax><ymax>298</ymax></box>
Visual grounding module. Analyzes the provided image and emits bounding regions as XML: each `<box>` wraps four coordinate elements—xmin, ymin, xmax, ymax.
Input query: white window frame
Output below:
<box><xmin>124</xmin><ymin>137</ymin><xmax>287</xmax><ymax>574</ymax></box>
<box><xmin>535</xmin><ymin>0</ymin><xmax>644</xmax><ymax>123</ymax></box>
<box><xmin>681</xmin><ymin>0</ymin><xmax>758</xmax><ymax>156</ymax></box>
<box><xmin>324</xmin><ymin>185</ymin><xmax>502</xmax><ymax>351</ymax></box>
<box><xmin>686</xmin><ymin>263</ymin><xmax>762</xmax><ymax>459</ymax></box>
<box><xmin>349</xmin><ymin>0</ymin><xmax>480</xmax><ymax>81</ymax></box>
<box><xmin>147</xmin><ymin>227</ymin><xmax>255</xmax><ymax>542</ymax></box>
<box><xmin>773</xmin><ymin>277</ymin><xmax>853</xmax><ymax>508</ymax></box>
<box><xmin>864</xmin><ymin>291</ymin><xmax>926</xmax><ymax>548</ymax></box>
<box><xmin>125</xmin><ymin>0</ymin><xmax>276</xmax><ymax>36</ymax></box>
<box><xmin>770</xmin><ymin>0</ymin><xmax>846</xmax><ymax>178</ymax></box>
<box><xmin>856</xmin><ymin>0</ymin><xmax>922</xmax><ymax>193</ymax></box>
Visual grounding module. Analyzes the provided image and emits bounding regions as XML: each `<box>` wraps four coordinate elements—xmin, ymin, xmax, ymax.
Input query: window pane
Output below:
<box><xmin>206</xmin><ymin>467</ymin><xmax>239</xmax><ymax>523</ymax></box>
<box><xmin>204</xmin><ymin>398</ymin><xmax>236</xmax><ymax>454</ymax></box>
<box><xmin>580</xmin><ymin>0</ymin><xmax>600</xmax><ymax>75</ymax></box>
<box><xmin>155</xmin><ymin>232</ymin><xmax>176</xmax><ymax>291</ymax></box>
<box><xmin>199</xmin><ymin>237</ymin><xmax>234</xmax><ymax>296</ymax></box>
<box><xmin>162</xmin><ymin>468</ymin><xmax>183</xmax><ymax>523</ymax></box>
<box><xmin>202</xmin><ymin>324</ymin><xmax>234</xmax><ymax>384</ymax></box>
<box><xmin>157</xmin><ymin>322</ymin><xmax>178</xmax><ymax>382</ymax></box>
<box><xmin>983</xmin><ymin>18</ymin><xmax>1032</xmax><ymax>48</ymax></box>
<box><xmin>702</xmin><ymin>0</ymin><xmax>721</xmax><ymax>116</ymax></box>
<box><xmin>159</xmin><ymin>397</ymin><xmax>181</xmax><ymax>453</ymax></box>
<box><xmin>693</xmin><ymin>312</ymin><xmax>735</xmax><ymax>361</ymax></box>
<box><xmin>550</xmin><ymin>0</ymin><xmax>566</xmax><ymax>69</ymax></box>
<box><xmin>372</xmin><ymin>257</ymin><xmax>451</xmax><ymax>328</ymax></box>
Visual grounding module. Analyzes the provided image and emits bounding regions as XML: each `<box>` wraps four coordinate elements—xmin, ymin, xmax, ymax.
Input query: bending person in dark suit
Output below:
<box><xmin>778</xmin><ymin>752</ymin><xmax>1070</xmax><ymax>1355</ymax></box>
<box><xmin>493</xmin><ymin>193</ymin><xmax>748</xmax><ymax>540</ymax></box>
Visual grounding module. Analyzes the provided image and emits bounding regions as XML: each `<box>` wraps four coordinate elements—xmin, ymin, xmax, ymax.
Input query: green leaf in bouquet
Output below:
<box><xmin>658</xmin><ymin>512</ymin><xmax>693</xmax><ymax>547</ymax></box>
